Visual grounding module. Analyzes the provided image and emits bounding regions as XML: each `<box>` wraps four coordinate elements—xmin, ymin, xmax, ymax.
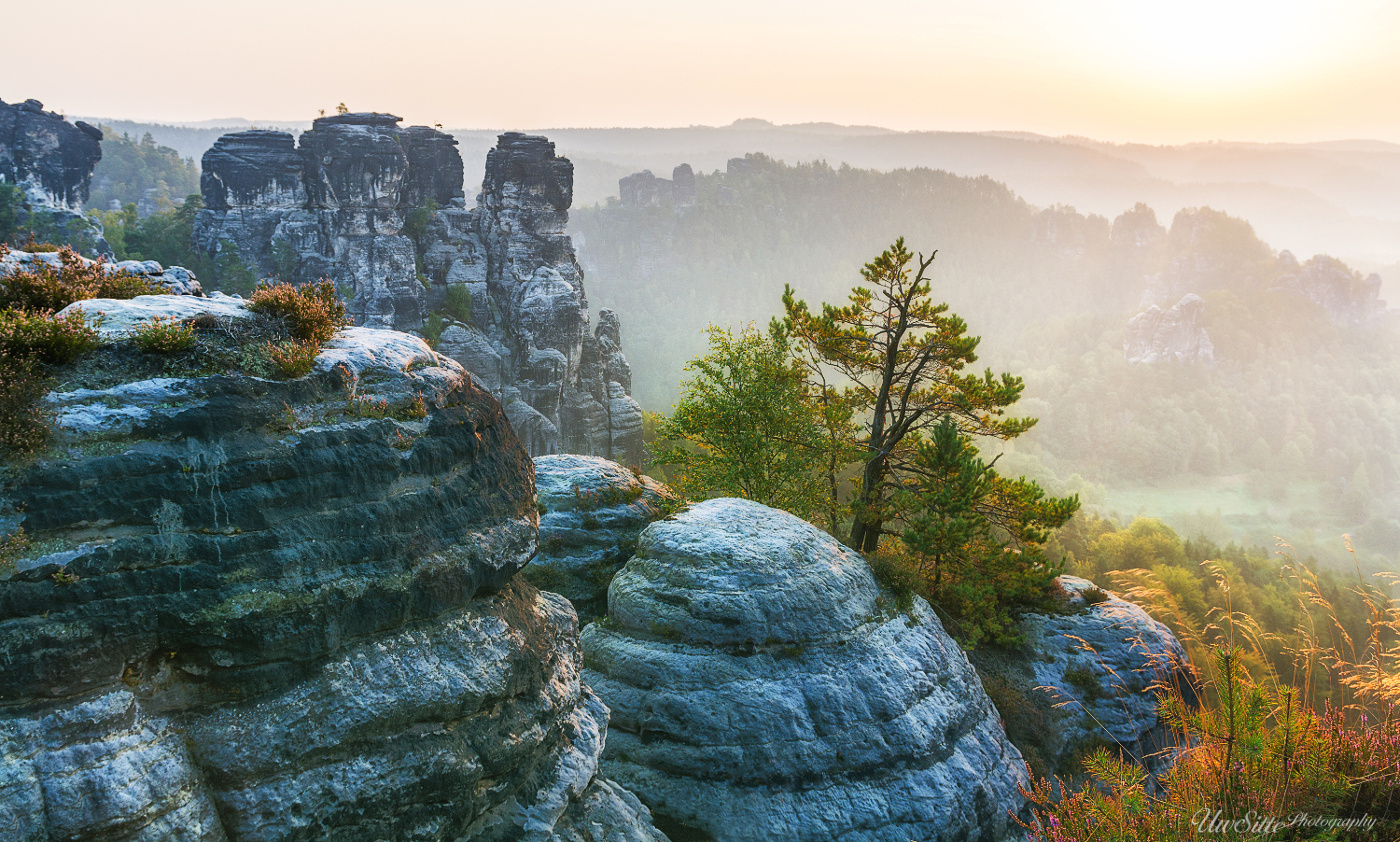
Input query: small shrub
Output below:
<box><xmin>1080</xmin><ymin>585</ymin><xmax>1110</xmax><ymax>606</ymax></box>
<box><xmin>132</xmin><ymin>317</ymin><xmax>196</xmax><ymax>353</ymax></box>
<box><xmin>248</xmin><ymin>279</ymin><xmax>350</xmax><ymax>345</ymax></box>
<box><xmin>405</xmin><ymin>393</ymin><xmax>427</xmax><ymax>419</ymax></box>
<box><xmin>266</xmin><ymin>340</ymin><xmax>319</xmax><ymax>379</ymax></box>
<box><xmin>445</xmin><ymin>285</ymin><xmax>472</xmax><ymax>323</ymax></box>
<box><xmin>0</xmin><ymin>246</ymin><xmax>158</xmax><ymax>310</ymax></box>
<box><xmin>0</xmin><ymin>526</ymin><xmax>31</xmax><ymax>573</ymax></box>
<box><xmin>51</xmin><ymin>568</ymin><xmax>79</xmax><ymax>586</ymax></box>
<box><xmin>422</xmin><ymin>312</ymin><xmax>444</xmax><ymax>348</ymax></box>
<box><xmin>0</xmin><ymin>308</ymin><xmax>98</xmax><ymax>364</ymax></box>
<box><xmin>866</xmin><ymin>551</ymin><xmax>925</xmax><ymax>616</ymax></box>
<box><xmin>1063</xmin><ymin>663</ymin><xmax>1105</xmax><ymax>702</ymax></box>
<box><xmin>0</xmin><ymin>358</ymin><xmax>49</xmax><ymax>455</ymax></box>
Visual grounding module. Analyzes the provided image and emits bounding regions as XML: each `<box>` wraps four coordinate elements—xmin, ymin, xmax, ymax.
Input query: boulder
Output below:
<box><xmin>582</xmin><ymin>498</ymin><xmax>1029</xmax><ymax>842</ymax></box>
<box><xmin>972</xmin><ymin>576</ymin><xmax>1196</xmax><ymax>785</ymax></box>
<box><xmin>0</xmin><ymin>303</ymin><xmax>666</xmax><ymax>841</ymax></box>
<box><xmin>528</xmin><ymin>455</ymin><xmax>678</xmax><ymax>623</ymax></box>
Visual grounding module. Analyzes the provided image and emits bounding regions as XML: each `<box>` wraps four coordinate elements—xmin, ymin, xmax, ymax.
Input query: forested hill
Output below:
<box><xmin>571</xmin><ymin>154</ymin><xmax>1400</xmax><ymax>560</ymax></box>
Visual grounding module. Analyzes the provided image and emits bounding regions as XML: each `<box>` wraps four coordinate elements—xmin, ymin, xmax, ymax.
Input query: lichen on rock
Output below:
<box><xmin>582</xmin><ymin>497</ymin><xmax>1030</xmax><ymax>842</ymax></box>
<box><xmin>0</xmin><ymin>302</ymin><xmax>666</xmax><ymax>841</ymax></box>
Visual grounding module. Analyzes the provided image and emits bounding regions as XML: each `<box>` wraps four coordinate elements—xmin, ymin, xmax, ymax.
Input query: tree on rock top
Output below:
<box><xmin>781</xmin><ymin>237</ymin><xmax>1033</xmax><ymax>553</ymax></box>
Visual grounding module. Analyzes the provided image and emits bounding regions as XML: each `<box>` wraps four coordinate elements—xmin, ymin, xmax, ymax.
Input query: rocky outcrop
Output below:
<box><xmin>973</xmin><ymin>576</ymin><xmax>1195</xmax><ymax>784</ymax></box>
<box><xmin>193</xmin><ymin>116</ymin><xmax>643</xmax><ymax>465</ymax></box>
<box><xmin>1</xmin><ymin>248</ymin><xmax>202</xmax><ymax>296</ymax></box>
<box><xmin>1124</xmin><ymin>293</ymin><xmax>1214</xmax><ymax>364</ymax></box>
<box><xmin>0</xmin><ymin>98</ymin><xmax>109</xmax><ymax>256</ymax></box>
<box><xmin>527</xmin><ymin>455</ymin><xmax>678</xmax><ymax>623</ymax></box>
<box><xmin>582</xmin><ymin>498</ymin><xmax>1029</xmax><ymax>842</ymax></box>
<box><xmin>1271</xmin><ymin>250</ymin><xmax>1386</xmax><ymax>325</ymax></box>
<box><xmin>0</xmin><ymin>298</ymin><xmax>665</xmax><ymax>841</ymax></box>
<box><xmin>618</xmin><ymin>165</ymin><xmax>695</xmax><ymax>209</ymax></box>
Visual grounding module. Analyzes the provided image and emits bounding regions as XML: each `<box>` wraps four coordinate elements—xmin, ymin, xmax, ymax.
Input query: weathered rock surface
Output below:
<box><xmin>618</xmin><ymin>165</ymin><xmax>695</xmax><ymax>209</ymax></box>
<box><xmin>527</xmin><ymin>455</ymin><xmax>678</xmax><ymax>623</ymax></box>
<box><xmin>1271</xmin><ymin>250</ymin><xmax>1386</xmax><ymax>325</ymax></box>
<box><xmin>192</xmin><ymin>116</ymin><xmax>643</xmax><ymax>464</ymax></box>
<box><xmin>0</xmin><ymin>98</ymin><xmax>109</xmax><ymax>256</ymax></box>
<box><xmin>973</xmin><ymin>576</ymin><xmax>1195</xmax><ymax>784</ymax></box>
<box><xmin>0</xmin><ymin>299</ymin><xmax>665</xmax><ymax>841</ymax></box>
<box><xmin>582</xmin><ymin>498</ymin><xmax>1029</xmax><ymax>842</ymax></box>
<box><xmin>2</xmin><ymin>247</ymin><xmax>203</xmax><ymax>296</ymax></box>
<box><xmin>1124</xmin><ymin>293</ymin><xmax>1214</xmax><ymax>364</ymax></box>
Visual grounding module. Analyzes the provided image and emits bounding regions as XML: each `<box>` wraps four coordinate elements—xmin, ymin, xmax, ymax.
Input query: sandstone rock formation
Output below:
<box><xmin>1271</xmin><ymin>250</ymin><xmax>1386</xmax><ymax>325</ymax></box>
<box><xmin>0</xmin><ymin>98</ymin><xmax>109</xmax><ymax>256</ymax></box>
<box><xmin>193</xmin><ymin>116</ymin><xmax>643</xmax><ymax>464</ymax></box>
<box><xmin>618</xmin><ymin>165</ymin><xmax>695</xmax><ymax>208</ymax></box>
<box><xmin>1</xmin><ymin>247</ymin><xmax>202</xmax><ymax>296</ymax></box>
<box><xmin>1124</xmin><ymin>293</ymin><xmax>1214</xmax><ymax>364</ymax></box>
<box><xmin>582</xmin><ymin>497</ymin><xmax>1029</xmax><ymax>842</ymax></box>
<box><xmin>527</xmin><ymin>455</ymin><xmax>678</xmax><ymax>623</ymax></box>
<box><xmin>973</xmin><ymin>576</ymin><xmax>1196</xmax><ymax>784</ymax></box>
<box><xmin>0</xmin><ymin>297</ymin><xmax>664</xmax><ymax>841</ymax></box>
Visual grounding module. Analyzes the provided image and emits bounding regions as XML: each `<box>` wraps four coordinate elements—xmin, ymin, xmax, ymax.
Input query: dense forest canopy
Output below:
<box><xmin>85</xmin><ymin>127</ymin><xmax>200</xmax><ymax>215</ymax></box>
<box><xmin>571</xmin><ymin>154</ymin><xmax>1400</xmax><ymax>564</ymax></box>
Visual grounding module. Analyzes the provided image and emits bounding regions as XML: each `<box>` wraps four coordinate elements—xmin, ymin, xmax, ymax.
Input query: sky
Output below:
<box><xmin>7</xmin><ymin>0</ymin><xmax>1400</xmax><ymax>144</ymax></box>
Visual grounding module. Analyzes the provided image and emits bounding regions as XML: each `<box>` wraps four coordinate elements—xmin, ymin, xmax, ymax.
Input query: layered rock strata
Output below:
<box><xmin>192</xmin><ymin>116</ymin><xmax>643</xmax><ymax>464</ymax></box>
<box><xmin>0</xmin><ymin>97</ymin><xmax>109</xmax><ymax>256</ymax></box>
<box><xmin>1124</xmin><ymin>293</ymin><xmax>1214</xmax><ymax>364</ymax></box>
<box><xmin>527</xmin><ymin>455</ymin><xmax>678</xmax><ymax>623</ymax></box>
<box><xmin>0</xmin><ymin>297</ymin><xmax>664</xmax><ymax>841</ymax></box>
<box><xmin>582</xmin><ymin>497</ymin><xmax>1029</xmax><ymax>842</ymax></box>
<box><xmin>973</xmin><ymin>576</ymin><xmax>1196</xmax><ymax>783</ymax></box>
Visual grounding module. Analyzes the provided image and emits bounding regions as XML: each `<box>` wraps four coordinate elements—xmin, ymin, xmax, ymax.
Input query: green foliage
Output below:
<box><xmin>651</xmin><ymin>322</ymin><xmax>837</xmax><ymax>528</ymax></box>
<box><xmin>444</xmin><ymin>284</ymin><xmax>472</xmax><ymax>323</ymax></box>
<box><xmin>96</xmin><ymin>194</ymin><xmax>257</xmax><ymax>295</ymax></box>
<box><xmin>0</xmin><ymin>358</ymin><xmax>49</xmax><ymax>456</ymax></box>
<box><xmin>248</xmin><ymin>279</ymin><xmax>350</xmax><ymax>346</ymax></box>
<box><xmin>265</xmin><ymin>340</ymin><xmax>319</xmax><ymax>379</ymax></box>
<box><xmin>131</xmin><ymin>317</ymin><xmax>195</xmax><ymax>354</ymax></box>
<box><xmin>0</xmin><ymin>183</ymin><xmax>21</xmax><ymax>244</ymax></box>
<box><xmin>782</xmin><ymin>238</ymin><xmax>1035</xmax><ymax>551</ymax></box>
<box><xmin>0</xmin><ymin>309</ymin><xmax>98</xmax><ymax>364</ymax></box>
<box><xmin>270</xmin><ymin>239</ymin><xmax>299</xmax><ymax>280</ymax></box>
<box><xmin>86</xmin><ymin>128</ymin><xmax>200</xmax><ymax>213</ymax></box>
<box><xmin>0</xmin><ymin>246</ymin><xmax>158</xmax><ymax>311</ymax></box>
<box><xmin>895</xmin><ymin>416</ymin><xmax>1078</xmax><ymax>646</ymax></box>
<box><xmin>422</xmin><ymin>312</ymin><xmax>444</xmax><ymax>348</ymax></box>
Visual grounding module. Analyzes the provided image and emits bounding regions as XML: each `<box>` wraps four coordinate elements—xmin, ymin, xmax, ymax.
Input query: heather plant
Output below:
<box><xmin>266</xmin><ymin>340</ymin><xmax>319</xmax><ymax>379</ymax></box>
<box><xmin>0</xmin><ymin>308</ymin><xmax>98</xmax><ymax>364</ymax></box>
<box><xmin>0</xmin><ymin>245</ymin><xmax>158</xmax><ymax>311</ymax></box>
<box><xmin>248</xmin><ymin>279</ymin><xmax>350</xmax><ymax>346</ymax></box>
<box><xmin>0</xmin><ymin>358</ymin><xmax>48</xmax><ymax>456</ymax></box>
<box><xmin>132</xmin><ymin>317</ymin><xmax>196</xmax><ymax>354</ymax></box>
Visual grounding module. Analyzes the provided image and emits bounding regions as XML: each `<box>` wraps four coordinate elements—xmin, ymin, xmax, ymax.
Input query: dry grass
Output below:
<box><xmin>1021</xmin><ymin>539</ymin><xmax>1400</xmax><ymax>840</ymax></box>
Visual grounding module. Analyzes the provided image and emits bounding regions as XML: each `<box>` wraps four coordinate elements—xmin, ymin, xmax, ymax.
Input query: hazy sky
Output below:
<box><xmin>8</xmin><ymin>0</ymin><xmax>1400</xmax><ymax>143</ymax></box>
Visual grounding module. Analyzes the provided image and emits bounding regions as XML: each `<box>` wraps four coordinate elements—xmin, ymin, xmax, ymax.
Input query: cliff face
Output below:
<box><xmin>193</xmin><ymin>117</ymin><xmax>643</xmax><ymax>464</ymax></box>
<box><xmin>0</xmin><ymin>98</ymin><xmax>109</xmax><ymax>256</ymax></box>
<box><xmin>1271</xmin><ymin>250</ymin><xmax>1386</xmax><ymax>326</ymax></box>
<box><xmin>0</xmin><ymin>297</ymin><xmax>664</xmax><ymax>841</ymax></box>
